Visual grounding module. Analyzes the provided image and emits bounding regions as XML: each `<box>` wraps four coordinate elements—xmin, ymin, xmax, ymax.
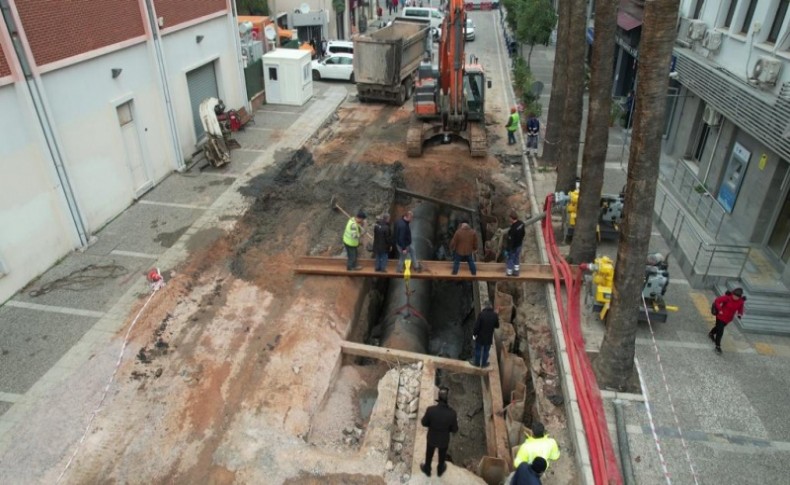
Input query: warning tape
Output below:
<box><xmin>56</xmin><ymin>275</ymin><xmax>165</xmax><ymax>483</ymax></box>
<box><xmin>638</xmin><ymin>296</ymin><xmax>700</xmax><ymax>485</ymax></box>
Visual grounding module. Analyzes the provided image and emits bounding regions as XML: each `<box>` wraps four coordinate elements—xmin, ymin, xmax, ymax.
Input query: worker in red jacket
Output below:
<box><xmin>708</xmin><ymin>288</ymin><xmax>745</xmax><ymax>354</ymax></box>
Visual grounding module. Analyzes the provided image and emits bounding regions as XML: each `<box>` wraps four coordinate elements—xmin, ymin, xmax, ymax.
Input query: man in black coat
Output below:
<box><xmin>373</xmin><ymin>214</ymin><xmax>392</xmax><ymax>272</ymax></box>
<box><xmin>506</xmin><ymin>210</ymin><xmax>526</xmax><ymax>276</ymax></box>
<box><xmin>469</xmin><ymin>300</ymin><xmax>500</xmax><ymax>367</ymax></box>
<box><xmin>394</xmin><ymin>210</ymin><xmax>421</xmax><ymax>272</ymax></box>
<box><xmin>420</xmin><ymin>387</ymin><xmax>458</xmax><ymax>477</ymax></box>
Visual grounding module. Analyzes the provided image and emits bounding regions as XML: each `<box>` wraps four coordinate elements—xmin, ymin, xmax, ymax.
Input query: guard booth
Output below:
<box><xmin>261</xmin><ymin>49</ymin><xmax>313</xmax><ymax>106</ymax></box>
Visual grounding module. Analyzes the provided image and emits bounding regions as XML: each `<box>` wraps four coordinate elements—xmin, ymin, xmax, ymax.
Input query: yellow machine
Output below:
<box><xmin>580</xmin><ymin>256</ymin><xmax>614</xmax><ymax>320</ymax></box>
<box><xmin>557</xmin><ymin>186</ymin><xmax>624</xmax><ymax>242</ymax></box>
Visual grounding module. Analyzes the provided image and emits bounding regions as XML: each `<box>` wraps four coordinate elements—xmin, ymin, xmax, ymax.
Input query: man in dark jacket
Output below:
<box><xmin>394</xmin><ymin>210</ymin><xmax>421</xmax><ymax>272</ymax></box>
<box><xmin>450</xmin><ymin>222</ymin><xmax>478</xmax><ymax>275</ymax></box>
<box><xmin>511</xmin><ymin>457</ymin><xmax>547</xmax><ymax>485</ymax></box>
<box><xmin>420</xmin><ymin>387</ymin><xmax>458</xmax><ymax>477</ymax></box>
<box><xmin>373</xmin><ymin>214</ymin><xmax>392</xmax><ymax>272</ymax></box>
<box><xmin>470</xmin><ymin>301</ymin><xmax>499</xmax><ymax>367</ymax></box>
<box><xmin>506</xmin><ymin>210</ymin><xmax>526</xmax><ymax>277</ymax></box>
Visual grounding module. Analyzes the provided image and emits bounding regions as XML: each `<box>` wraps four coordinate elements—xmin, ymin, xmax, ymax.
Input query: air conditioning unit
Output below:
<box><xmin>703</xmin><ymin>106</ymin><xmax>721</xmax><ymax>126</ymax></box>
<box><xmin>702</xmin><ymin>30</ymin><xmax>722</xmax><ymax>51</ymax></box>
<box><xmin>751</xmin><ymin>56</ymin><xmax>782</xmax><ymax>85</ymax></box>
<box><xmin>687</xmin><ymin>20</ymin><xmax>707</xmax><ymax>41</ymax></box>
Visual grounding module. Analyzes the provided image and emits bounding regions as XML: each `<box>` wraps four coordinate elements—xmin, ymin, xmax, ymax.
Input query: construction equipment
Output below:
<box><xmin>198</xmin><ymin>97</ymin><xmax>232</xmax><ymax>168</ymax></box>
<box><xmin>555</xmin><ymin>184</ymin><xmax>625</xmax><ymax>242</ymax></box>
<box><xmin>353</xmin><ymin>18</ymin><xmax>431</xmax><ymax>105</ymax></box>
<box><xmin>406</xmin><ymin>0</ymin><xmax>489</xmax><ymax>157</ymax></box>
<box><xmin>580</xmin><ymin>252</ymin><xmax>677</xmax><ymax>323</ymax></box>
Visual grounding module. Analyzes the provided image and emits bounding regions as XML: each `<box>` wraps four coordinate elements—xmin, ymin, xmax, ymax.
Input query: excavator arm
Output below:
<box><xmin>439</xmin><ymin>0</ymin><xmax>467</xmax><ymax>130</ymax></box>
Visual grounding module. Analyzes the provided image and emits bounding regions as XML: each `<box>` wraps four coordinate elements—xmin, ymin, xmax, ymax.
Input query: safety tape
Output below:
<box><xmin>56</xmin><ymin>278</ymin><xmax>164</xmax><ymax>483</ymax></box>
<box><xmin>639</xmin><ymin>296</ymin><xmax>700</xmax><ymax>485</ymax></box>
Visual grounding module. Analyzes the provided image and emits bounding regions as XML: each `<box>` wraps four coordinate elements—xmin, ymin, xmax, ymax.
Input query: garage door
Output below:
<box><xmin>187</xmin><ymin>62</ymin><xmax>219</xmax><ymax>140</ymax></box>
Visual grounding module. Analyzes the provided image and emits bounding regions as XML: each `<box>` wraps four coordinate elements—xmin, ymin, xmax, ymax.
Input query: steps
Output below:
<box><xmin>715</xmin><ymin>280</ymin><xmax>790</xmax><ymax>335</ymax></box>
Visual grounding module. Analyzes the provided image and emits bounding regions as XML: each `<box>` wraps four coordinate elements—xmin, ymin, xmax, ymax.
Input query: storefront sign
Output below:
<box><xmin>616</xmin><ymin>34</ymin><xmax>638</xmax><ymax>59</ymax></box>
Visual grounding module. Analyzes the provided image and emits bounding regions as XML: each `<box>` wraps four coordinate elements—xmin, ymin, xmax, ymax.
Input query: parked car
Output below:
<box><xmin>312</xmin><ymin>53</ymin><xmax>355</xmax><ymax>82</ymax></box>
<box><xmin>464</xmin><ymin>18</ymin><xmax>475</xmax><ymax>41</ymax></box>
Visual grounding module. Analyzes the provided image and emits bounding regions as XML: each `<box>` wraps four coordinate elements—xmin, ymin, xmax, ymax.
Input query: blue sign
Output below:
<box><xmin>586</xmin><ymin>27</ymin><xmax>594</xmax><ymax>45</ymax></box>
<box><xmin>717</xmin><ymin>142</ymin><xmax>751</xmax><ymax>213</ymax></box>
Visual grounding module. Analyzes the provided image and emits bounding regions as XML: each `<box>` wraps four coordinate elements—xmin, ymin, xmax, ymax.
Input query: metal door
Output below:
<box><xmin>187</xmin><ymin>62</ymin><xmax>219</xmax><ymax>140</ymax></box>
<box><xmin>117</xmin><ymin>101</ymin><xmax>152</xmax><ymax>197</ymax></box>
<box><xmin>267</xmin><ymin>65</ymin><xmax>280</xmax><ymax>101</ymax></box>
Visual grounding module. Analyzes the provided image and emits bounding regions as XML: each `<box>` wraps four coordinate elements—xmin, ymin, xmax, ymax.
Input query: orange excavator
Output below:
<box><xmin>406</xmin><ymin>0</ymin><xmax>489</xmax><ymax>157</ymax></box>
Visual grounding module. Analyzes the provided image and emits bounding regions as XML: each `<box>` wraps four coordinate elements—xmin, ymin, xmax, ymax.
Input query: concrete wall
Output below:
<box><xmin>0</xmin><ymin>83</ymin><xmax>77</xmax><ymax>303</ymax></box>
<box><xmin>39</xmin><ymin>42</ymin><xmax>175</xmax><ymax>231</ymax></box>
<box><xmin>161</xmin><ymin>15</ymin><xmax>245</xmax><ymax>154</ymax></box>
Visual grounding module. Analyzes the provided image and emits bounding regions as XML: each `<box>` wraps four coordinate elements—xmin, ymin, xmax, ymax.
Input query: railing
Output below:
<box><xmin>654</xmin><ymin>183</ymin><xmax>751</xmax><ymax>283</ymax></box>
<box><xmin>668</xmin><ymin>160</ymin><xmax>727</xmax><ymax>238</ymax></box>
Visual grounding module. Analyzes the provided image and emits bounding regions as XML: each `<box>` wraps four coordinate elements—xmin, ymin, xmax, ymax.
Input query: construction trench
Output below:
<box><xmin>25</xmin><ymin>101</ymin><xmax>579</xmax><ymax>484</ymax></box>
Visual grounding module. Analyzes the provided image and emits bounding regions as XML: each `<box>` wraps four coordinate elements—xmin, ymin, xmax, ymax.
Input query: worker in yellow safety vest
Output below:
<box><xmin>506</xmin><ymin>106</ymin><xmax>520</xmax><ymax>145</ymax></box>
<box><xmin>343</xmin><ymin>210</ymin><xmax>367</xmax><ymax>271</ymax></box>
<box><xmin>513</xmin><ymin>421</ymin><xmax>560</xmax><ymax>470</ymax></box>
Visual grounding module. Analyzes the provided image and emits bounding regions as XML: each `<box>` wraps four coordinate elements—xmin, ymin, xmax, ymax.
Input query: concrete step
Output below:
<box><xmin>734</xmin><ymin>314</ymin><xmax>790</xmax><ymax>336</ymax></box>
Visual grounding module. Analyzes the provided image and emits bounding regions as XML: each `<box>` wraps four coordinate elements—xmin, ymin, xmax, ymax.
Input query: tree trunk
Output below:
<box><xmin>568</xmin><ymin>0</ymin><xmax>618</xmax><ymax>264</ymax></box>
<box><xmin>593</xmin><ymin>0</ymin><xmax>680</xmax><ymax>391</ymax></box>
<box><xmin>540</xmin><ymin>0</ymin><xmax>568</xmax><ymax>165</ymax></box>
<box><xmin>555</xmin><ymin>0</ymin><xmax>586</xmax><ymax>193</ymax></box>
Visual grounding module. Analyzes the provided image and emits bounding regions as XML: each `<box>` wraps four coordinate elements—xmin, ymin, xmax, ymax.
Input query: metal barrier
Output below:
<box><xmin>654</xmin><ymin>183</ymin><xmax>750</xmax><ymax>284</ymax></box>
<box><xmin>668</xmin><ymin>160</ymin><xmax>727</xmax><ymax>238</ymax></box>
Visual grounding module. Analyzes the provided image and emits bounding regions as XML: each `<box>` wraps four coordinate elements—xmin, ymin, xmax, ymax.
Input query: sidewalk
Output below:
<box><xmin>0</xmin><ymin>85</ymin><xmax>347</xmax><ymax>470</ymax></box>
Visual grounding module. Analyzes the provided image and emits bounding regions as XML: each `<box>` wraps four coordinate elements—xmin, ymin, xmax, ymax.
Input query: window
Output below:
<box><xmin>268</xmin><ymin>67</ymin><xmax>278</xmax><ymax>81</ymax></box>
<box><xmin>117</xmin><ymin>102</ymin><xmax>133</xmax><ymax>126</ymax></box>
<box><xmin>693</xmin><ymin>0</ymin><xmax>705</xmax><ymax>19</ymax></box>
<box><xmin>340</xmin><ymin>57</ymin><xmax>353</xmax><ymax>65</ymax></box>
<box><xmin>325</xmin><ymin>57</ymin><xmax>339</xmax><ymax>65</ymax></box>
<box><xmin>768</xmin><ymin>0</ymin><xmax>789</xmax><ymax>44</ymax></box>
<box><xmin>724</xmin><ymin>0</ymin><xmax>737</xmax><ymax>28</ymax></box>
<box><xmin>740</xmin><ymin>0</ymin><xmax>757</xmax><ymax>34</ymax></box>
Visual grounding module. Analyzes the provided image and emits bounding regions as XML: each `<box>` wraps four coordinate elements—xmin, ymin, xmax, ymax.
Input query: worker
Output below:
<box><xmin>394</xmin><ymin>210</ymin><xmax>421</xmax><ymax>272</ymax></box>
<box><xmin>505</xmin><ymin>210</ymin><xmax>526</xmax><ymax>277</ymax></box>
<box><xmin>373</xmin><ymin>214</ymin><xmax>392</xmax><ymax>272</ymax></box>
<box><xmin>513</xmin><ymin>422</ymin><xmax>560</xmax><ymax>470</ymax></box>
<box><xmin>469</xmin><ymin>300</ymin><xmax>499</xmax><ymax>368</ymax></box>
<box><xmin>511</xmin><ymin>458</ymin><xmax>547</xmax><ymax>485</ymax></box>
<box><xmin>420</xmin><ymin>387</ymin><xmax>458</xmax><ymax>477</ymax></box>
<box><xmin>449</xmin><ymin>221</ymin><xmax>478</xmax><ymax>276</ymax></box>
<box><xmin>343</xmin><ymin>210</ymin><xmax>367</xmax><ymax>271</ymax></box>
<box><xmin>525</xmin><ymin>112</ymin><xmax>540</xmax><ymax>156</ymax></box>
<box><xmin>506</xmin><ymin>107</ymin><xmax>520</xmax><ymax>145</ymax></box>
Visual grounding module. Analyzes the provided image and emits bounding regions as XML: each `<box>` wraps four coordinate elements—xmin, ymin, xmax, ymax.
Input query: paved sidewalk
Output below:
<box><xmin>0</xmin><ymin>85</ymin><xmax>347</xmax><ymax>467</ymax></box>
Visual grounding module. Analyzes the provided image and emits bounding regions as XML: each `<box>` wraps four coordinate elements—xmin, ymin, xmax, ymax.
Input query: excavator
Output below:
<box><xmin>406</xmin><ymin>0</ymin><xmax>488</xmax><ymax>157</ymax></box>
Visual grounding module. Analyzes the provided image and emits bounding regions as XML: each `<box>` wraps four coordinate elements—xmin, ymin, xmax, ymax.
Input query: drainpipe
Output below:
<box><xmin>228</xmin><ymin>0</ymin><xmax>250</xmax><ymax>111</ymax></box>
<box><xmin>143</xmin><ymin>0</ymin><xmax>185</xmax><ymax>171</ymax></box>
<box><xmin>0</xmin><ymin>0</ymin><xmax>89</xmax><ymax>247</ymax></box>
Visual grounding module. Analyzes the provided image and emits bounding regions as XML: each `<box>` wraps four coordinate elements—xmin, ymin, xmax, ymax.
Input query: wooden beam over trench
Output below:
<box><xmin>340</xmin><ymin>341</ymin><xmax>488</xmax><ymax>376</ymax></box>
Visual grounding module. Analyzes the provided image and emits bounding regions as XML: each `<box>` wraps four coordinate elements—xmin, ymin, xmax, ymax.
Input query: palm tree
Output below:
<box><xmin>593</xmin><ymin>0</ymin><xmax>681</xmax><ymax>391</ymax></box>
<box><xmin>555</xmin><ymin>0</ymin><xmax>587</xmax><ymax>193</ymax></box>
<box><xmin>540</xmin><ymin>0</ymin><xmax>568</xmax><ymax>165</ymax></box>
<box><xmin>568</xmin><ymin>0</ymin><xmax>619</xmax><ymax>264</ymax></box>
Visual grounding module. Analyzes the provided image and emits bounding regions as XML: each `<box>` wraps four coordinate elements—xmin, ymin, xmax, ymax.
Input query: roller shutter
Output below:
<box><xmin>186</xmin><ymin>62</ymin><xmax>219</xmax><ymax>140</ymax></box>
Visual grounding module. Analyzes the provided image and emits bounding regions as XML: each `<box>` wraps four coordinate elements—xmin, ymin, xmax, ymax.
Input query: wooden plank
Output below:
<box><xmin>340</xmin><ymin>341</ymin><xmax>488</xmax><ymax>376</ymax></box>
<box><xmin>488</xmin><ymin>339</ymin><xmax>512</xmax><ymax>468</ymax></box>
<box><xmin>295</xmin><ymin>257</ymin><xmax>572</xmax><ymax>282</ymax></box>
<box><xmin>394</xmin><ymin>188</ymin><xmax>475</xmax><ymax>213</ymax></box>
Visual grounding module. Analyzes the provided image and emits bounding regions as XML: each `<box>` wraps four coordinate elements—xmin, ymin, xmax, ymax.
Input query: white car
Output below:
<box><xmin>465</xmin><ymin>19</ymin><xmax>475</xmax><ymax>41</ymax></box>
<box><xmin>311</xmin><ymin>53</ymin><xmax>355</xmax><ymax>82</ymax></box>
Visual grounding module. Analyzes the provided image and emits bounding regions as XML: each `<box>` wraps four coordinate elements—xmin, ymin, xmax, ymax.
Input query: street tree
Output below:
<box><xmin>516</xmin><ymin>0</ymin><xmax>557</xmax><ymax>68</ymax></box>
<box><xmin>238</xmin><ymin>0</ymin><xmax>269</xmax><ymax>15</ymax></box>
<box><xmin>568</xmin><ymin>0</ymin><xmax>619</xmax><ymax>264</ymax></box>
<box><xmin>555</xmin><ymin>0</ymin><xmax>586</xmax><ymax>193</ymax></box>
<box><xmin>593</xmin><ymin>0</ymin><xmax>681</xmax><ymax>390</ymax></box>
<box><xmin>541</xmin><ymin>0</ymin><xmax>568</xmax><ymax>165</ymax></box>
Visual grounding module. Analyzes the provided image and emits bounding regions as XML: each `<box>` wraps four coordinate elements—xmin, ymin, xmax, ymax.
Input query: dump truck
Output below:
<box><xmin>353</xmin><ymin>18</ymin><xmax>431</xmax><ymax>105</ymax></box>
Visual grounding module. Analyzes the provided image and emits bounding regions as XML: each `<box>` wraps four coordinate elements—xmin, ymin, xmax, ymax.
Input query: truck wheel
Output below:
<box><xmin>312</xmin><ymin>70</ymin><xmax>321</xmax><ymax>81</ymax></box>
<box><xmin>405</xmin><ymin>80</ymin><xmax>414</xmax><ymax>100</ymax></box>
<box><xmin>396</xmin><ymin>85</ymin><xmax>406</xmax><ymax>106</ymax></box>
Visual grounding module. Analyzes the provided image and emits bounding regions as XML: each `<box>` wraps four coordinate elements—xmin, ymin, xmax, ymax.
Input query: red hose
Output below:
<box><xmin>542</xmin><ymin>195</ymin><xmax>623</xmax><ymax>485</ymax></box>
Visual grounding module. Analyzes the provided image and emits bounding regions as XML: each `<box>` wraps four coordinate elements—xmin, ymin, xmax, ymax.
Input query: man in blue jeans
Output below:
<box><xmin>506</xmin><ymin>210</ymin><xmax>526</xmax><ymax>276</ymax></box>
<box><xmin>394</xmin><ymin>210</ymin><xmax>421</xmax><ymax>272</ymax></box>
<box><xmin>469</xmin><ymin>301</ymin><xmax>499</xmax><ymax>368</ymax></box>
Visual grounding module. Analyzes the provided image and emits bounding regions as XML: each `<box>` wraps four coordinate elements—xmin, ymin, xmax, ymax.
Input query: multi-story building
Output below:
<box><xmin>0</xmin><ymin>0</ymin><xmax>246</xmax><ymax>303</ymax></box>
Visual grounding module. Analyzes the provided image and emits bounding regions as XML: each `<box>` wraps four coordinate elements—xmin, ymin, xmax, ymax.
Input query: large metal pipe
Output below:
<box><xmin>380</xmin><ymin>202</ymin><xmax>437</xmax><ymax>353</ymax></box>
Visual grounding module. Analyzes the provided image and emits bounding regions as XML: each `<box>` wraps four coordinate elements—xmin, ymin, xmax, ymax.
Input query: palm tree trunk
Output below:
<box><xmin>555</xmin><ymin>0</ymin><xmax>586</xmax><ymax>193</ymax></box>
<box><xmin>540</xmin><ymin>0</ymin><xmax>568</xmax><ymax>165</ymax></box>
<box><xmin>593</xmin><ymin>0</ymin><xmax>681</xmax><ymax>391</ymax></box>
<box><xmin>568</xmin><ymin>0</ymin><xmax>618</xmax><ymax>264</ymax></box>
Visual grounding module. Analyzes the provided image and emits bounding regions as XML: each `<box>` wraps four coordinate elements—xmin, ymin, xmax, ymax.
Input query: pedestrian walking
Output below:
<box><xmin>394</xmin><ymin>210</ymin><xmax>421</xmax><ymax>272</ymax></box>
<box><xmin>708</xmin><ymin>288</ymin><xmax>745</xmax><ymax>354</ymax></box>
<box><xmin>506</xmin><ymin>210</ymin><xmax>526</xmax><ymax>277</ymax></box>
<box><xmin>513</xmin><ymin>422</ymin><xmax>560</xmax><ymax>470</ymax></box>
<box><xmin>525</xmin><ymin>112</ymin><xmax>540</xmax><ymax>156</ymax></box>
<box><xmin>343</xmin><ymin>210</ymin><xmax>367</xmax><ymax>271</ymax></box>
<box><xmin>393</xmin><ymin>0</ymin><xmax>399</xmax><ymax>12</ymax></box>
<box><xmin>469</xmin><ymin>301</ymin><xmax>499</xmax><ymax>367</ymax></box>
<box><xmin>376</xmin><ymin>5</ymin><xmax>383</xmax><ymax>26</ymax></box>
<box><xmin>506</xmin><ymin>106</ymin><xmax>520</xmax><ymax>145</ymax></box>
<box><xmin>373</xmin><ymin>214</ymin><xmax>392</xmax><ymax>272</ymax></box>
<box><xmin>420</xmin><ymin>387</ymin><xmax>458</xmax><ymax>478</ymax></box>
<box><xmin>320</xmin><ymin>38</ymin><xmax>327</xmax><ymax>58</ymax></box>
<box><xmin>450</xmin><ymin>222</ymin><xmax>478</xmax><ymax>275</ymax></box>
<box><xmin>510</xmin><ymin>458</ymin><xmax>547</xmax><ymax>485</ymax></box>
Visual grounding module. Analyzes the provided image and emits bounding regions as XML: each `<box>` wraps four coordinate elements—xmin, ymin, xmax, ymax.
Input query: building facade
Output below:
<box><xmin>0</xmin><ymin>0</ymin><xmax>246</xmax><ymax>303</ymax></box>
<box><xmin>664</xmin><ymin>0</ymin><xmax>790</xmax><ymax>284</ymax></box>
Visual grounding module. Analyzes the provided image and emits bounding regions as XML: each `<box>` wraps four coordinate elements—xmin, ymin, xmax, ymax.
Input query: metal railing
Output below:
<box><xmin>654</xmin><ymin>183</ymin><xmax>750</xmax><ymax>283</ymax></box>
<box><xmin>668</xmin><ymin>160</ymin><xmax>727</xmax><ymax>238</ymax></box>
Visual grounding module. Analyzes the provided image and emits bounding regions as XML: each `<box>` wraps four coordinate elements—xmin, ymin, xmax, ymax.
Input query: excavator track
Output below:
<box><xmin>469</xmin><ymin>122</ymin><xmax>487</xmax><ymax>157</ymax></box>
<box><xmin>406</xmin><ymin>118</ymin><xmax>424</xmax><ymax>157</ymax></box>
